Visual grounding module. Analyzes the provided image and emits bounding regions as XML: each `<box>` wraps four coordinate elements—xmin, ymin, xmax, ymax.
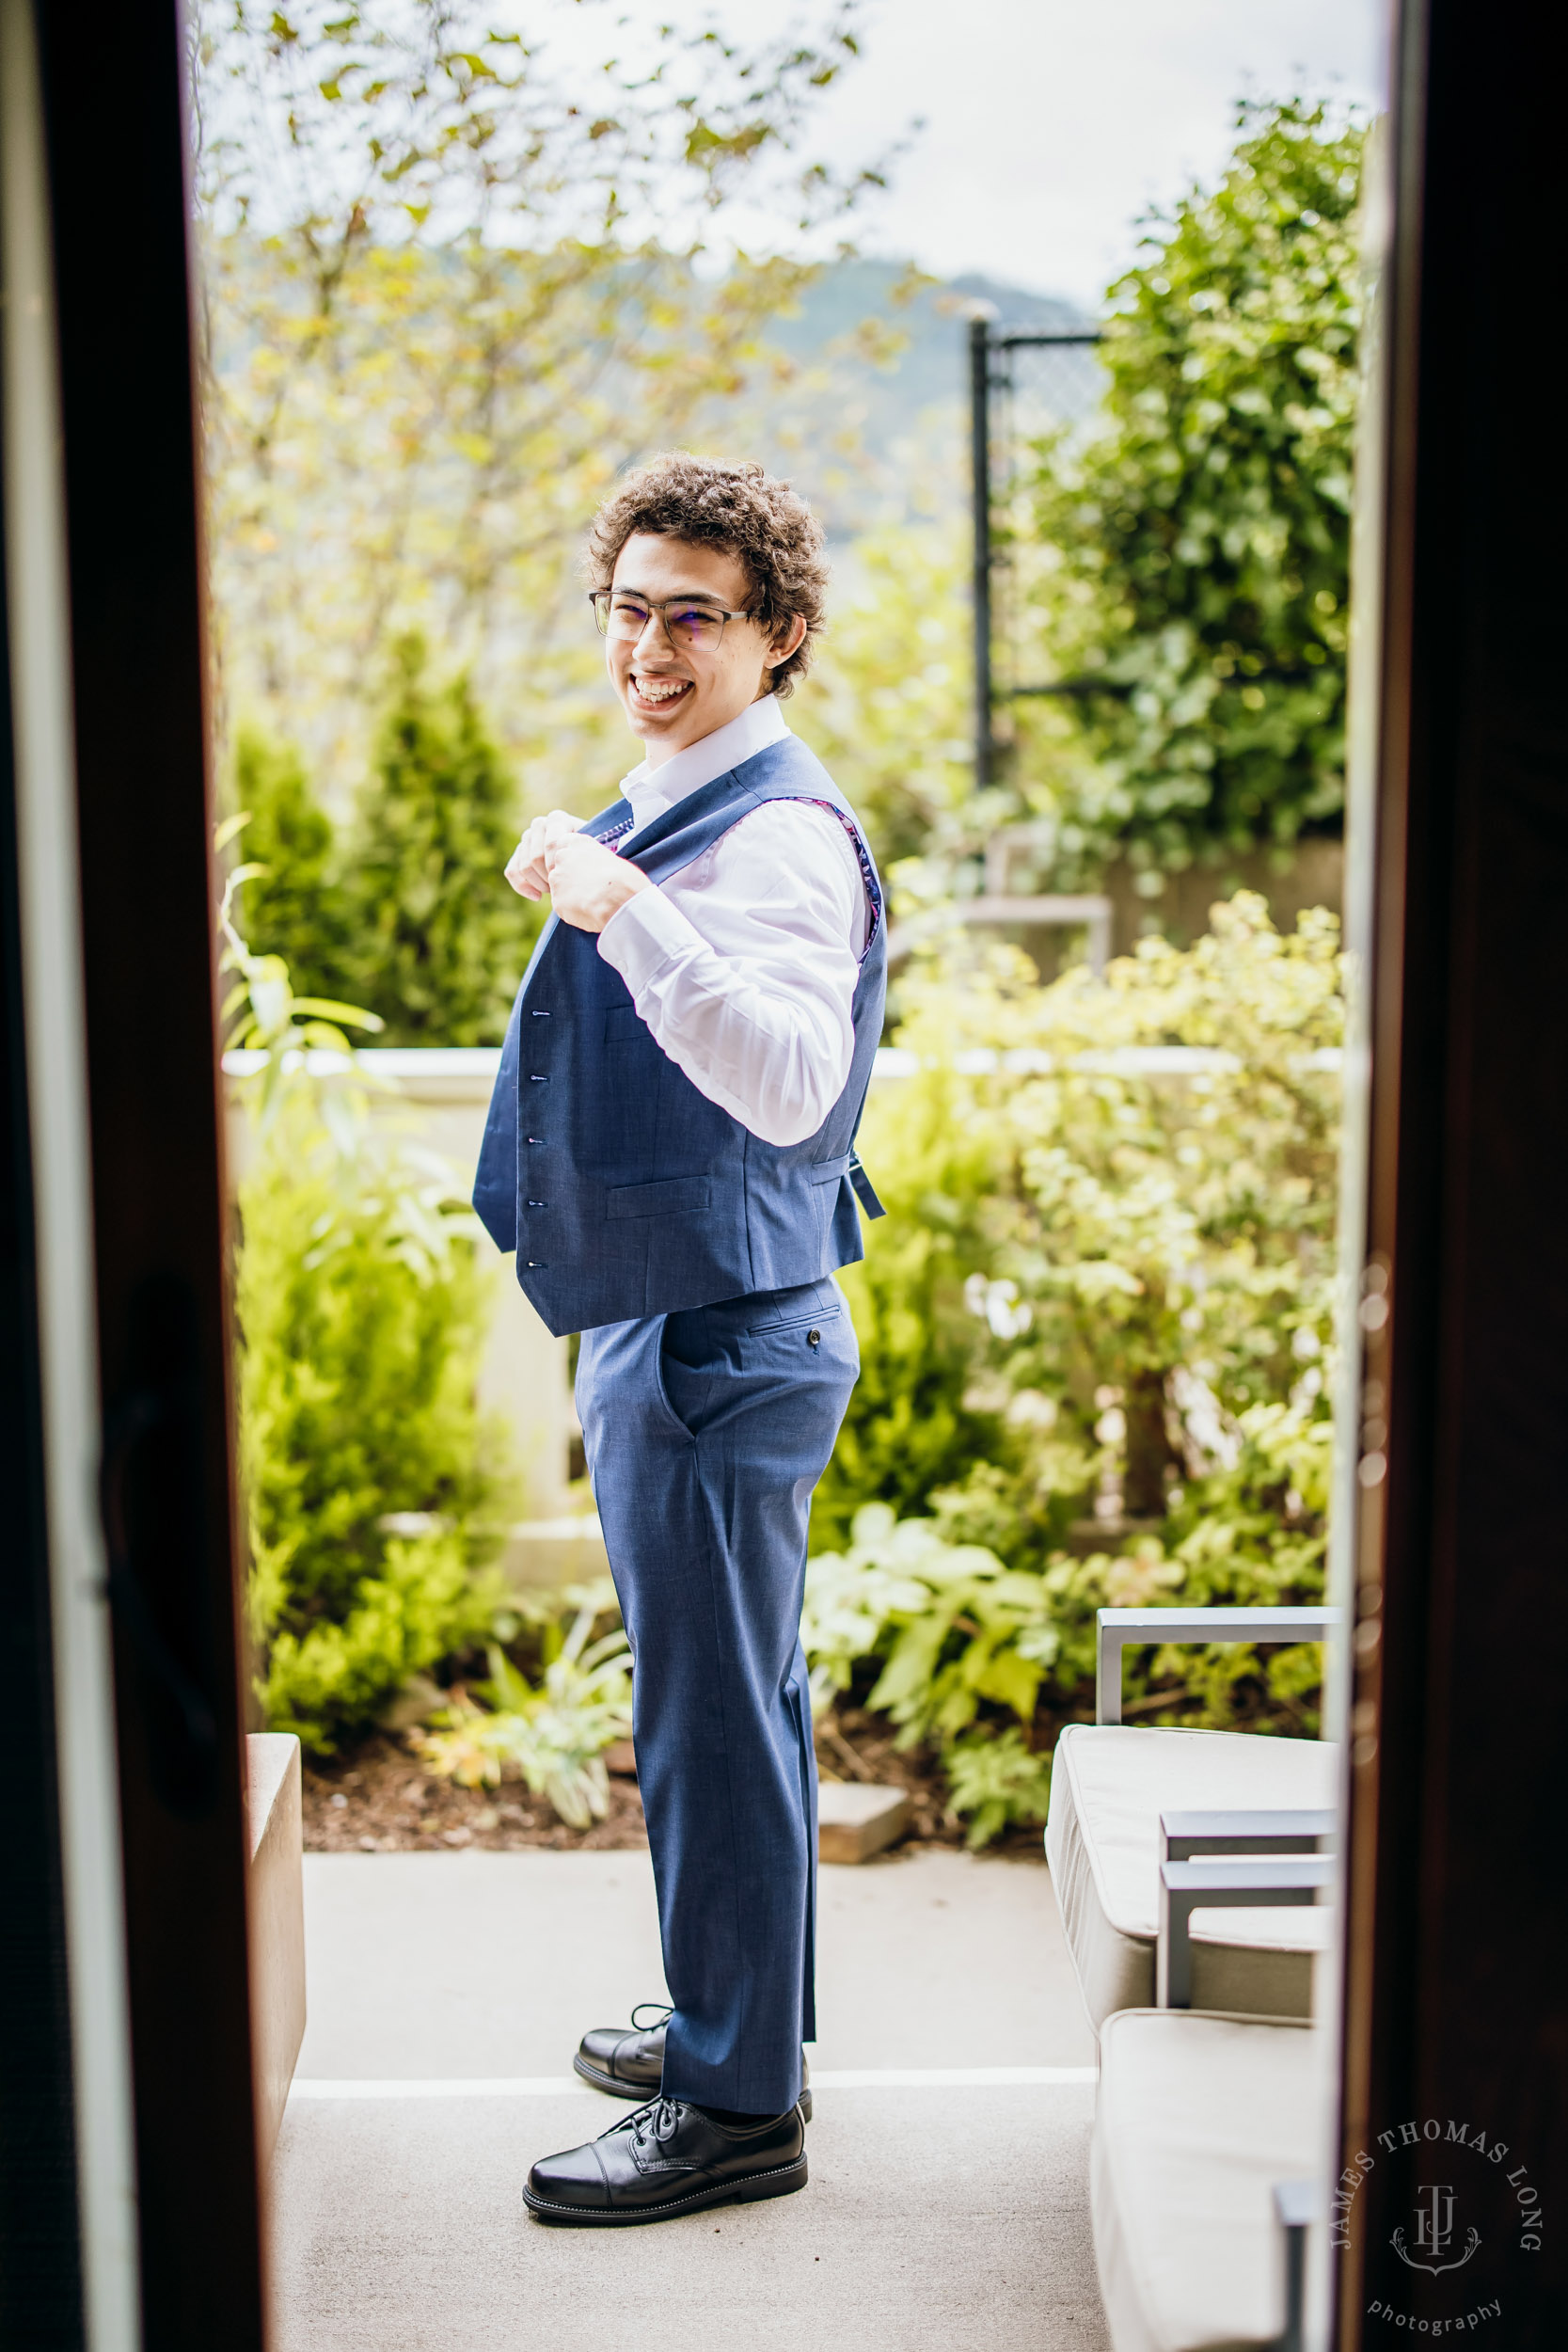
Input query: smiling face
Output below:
<box><xmin>606</xmin><ymin>532</ymin><xmax>805</xmax><ymax>766</ymax></box>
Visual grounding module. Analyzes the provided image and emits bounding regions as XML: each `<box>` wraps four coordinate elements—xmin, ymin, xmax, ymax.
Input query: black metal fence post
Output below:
<box><xmin>969</xmin><ymin>322</ymin><xmax>1104</xmax><ymax>795</ymax></box>
<box><xmin>969</xmin><ymin>315</ymin><xmax>993</xmax><ymax>792</ymax></box>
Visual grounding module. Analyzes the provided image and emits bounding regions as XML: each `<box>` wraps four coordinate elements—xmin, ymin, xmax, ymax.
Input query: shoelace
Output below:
<box><xmin>629</xmin><ymin>2002</ymin><xmax>673</xmax><ymax>2032</ymax></box>
<box><xmin>626</xmin><ymin>2095</ymin><xmax>684</xmax><ymax>2153</ymax></box>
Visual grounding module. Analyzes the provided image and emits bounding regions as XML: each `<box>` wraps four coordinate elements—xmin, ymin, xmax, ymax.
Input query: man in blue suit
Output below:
<box><xmin>473</xmin><ymin>455</ymin><xmax>886</xmax><ymax>2226</ymax></box>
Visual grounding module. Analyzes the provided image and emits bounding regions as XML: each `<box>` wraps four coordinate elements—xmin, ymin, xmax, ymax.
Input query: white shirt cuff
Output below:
<box><xmin>596</xmin><ymin>882</ymin><xmax>700</xmax><ymax>993</ymax></box>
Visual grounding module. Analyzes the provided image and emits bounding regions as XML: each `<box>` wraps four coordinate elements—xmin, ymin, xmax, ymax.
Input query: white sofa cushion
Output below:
<box><xmin>1045</xmin><ymin>1725</ymin><xmax>1338</xmax><ymax>2030</ymax></box>
<box><xmin>1092</xmin><ymin>2010</ymin><xmax>1326</xmax><ymax>2352</ymax></box>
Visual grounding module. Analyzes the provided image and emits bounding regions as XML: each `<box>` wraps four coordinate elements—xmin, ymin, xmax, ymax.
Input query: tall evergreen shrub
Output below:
<box><xmin>340</xmin><ymin>636</ymin><xmax>538</xmax><ymax>1044</ymax></box>
<box><xmin>231</xmin><ymin>729</ymin><xmax>354</xmax><ymax>1002</ymax></box>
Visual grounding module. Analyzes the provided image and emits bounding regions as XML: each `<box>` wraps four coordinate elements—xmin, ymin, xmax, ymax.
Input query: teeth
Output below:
<box><xmin>634</xmin><ymin>676</ymin><xmax>689</xmax><ymax>702</ymax></box>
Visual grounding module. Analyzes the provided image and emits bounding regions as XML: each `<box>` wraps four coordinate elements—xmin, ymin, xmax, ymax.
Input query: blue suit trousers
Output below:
<box><xmin>576</xmin><ymin>1275</ymin><xmax>859</xmax><ymax>2114</ymax></box>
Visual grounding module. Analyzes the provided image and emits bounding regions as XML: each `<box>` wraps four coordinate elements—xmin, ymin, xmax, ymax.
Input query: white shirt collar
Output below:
<box><xmin>619</xmin><ymin>694</ymin><xmax>790</xmax><ymax>827</ymax></box>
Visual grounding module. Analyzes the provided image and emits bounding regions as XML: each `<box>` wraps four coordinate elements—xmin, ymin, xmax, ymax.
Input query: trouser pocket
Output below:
<box><xmin>740</xmin><ymin>1276</ymin><xmax>844</xmax><ymax>1335</ymax></box>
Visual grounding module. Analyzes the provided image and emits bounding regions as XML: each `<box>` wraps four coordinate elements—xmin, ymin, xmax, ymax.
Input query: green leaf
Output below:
<box><xmin>290</xmin><ymin>996</ymin><xmax>386</xmax><ymax>1031</ymax></box>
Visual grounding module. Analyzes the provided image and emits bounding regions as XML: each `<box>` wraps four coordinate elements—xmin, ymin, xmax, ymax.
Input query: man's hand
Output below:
<box><xmin>544</xmin><ymin>832</ymin><xmax>652</xmax><ymax>935</ymax></box>
<box><xmin>505</xmin><ymin>809</ymin><xmax>585</xmax><ymax>899</ymax></box>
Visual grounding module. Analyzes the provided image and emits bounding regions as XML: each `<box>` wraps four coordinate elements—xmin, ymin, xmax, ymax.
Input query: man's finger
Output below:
<box><xmin>509</xmin><ymin>817</ymin><xmax>562</xmax><ymax>896</ymax></box>
<box><xmin>505</xmin><ymin>840</ymin><xmax>548</xmax><ymax>898</ymax></box>
<box><xmin>508</xmin><ymin>811</ymin><xmax>586</xmax><ymax>898</ymax></box>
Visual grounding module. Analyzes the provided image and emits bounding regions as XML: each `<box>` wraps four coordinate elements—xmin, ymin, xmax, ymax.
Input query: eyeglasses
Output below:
<box><xmin>590</xmin><ymin>590</ymin><xmax>757</xmax><ymax>653</ymax></box>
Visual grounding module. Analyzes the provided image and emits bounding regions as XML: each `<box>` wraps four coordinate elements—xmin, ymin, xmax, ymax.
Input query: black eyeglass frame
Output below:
<box><xmin>589</xmin><ymin>589</ymin><xmax>763</xmax><ymax>646</ymax></box>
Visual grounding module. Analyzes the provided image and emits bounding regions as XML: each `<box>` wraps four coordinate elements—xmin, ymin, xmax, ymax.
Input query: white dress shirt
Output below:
<box><xmin>595</xmin><ymin>695</ymin><xmax>869</xmax><ymax>1148</ymax></box>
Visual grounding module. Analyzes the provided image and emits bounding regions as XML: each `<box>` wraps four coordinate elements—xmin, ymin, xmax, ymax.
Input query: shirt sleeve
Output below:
<box><xmin>596</xmin><ymin>802</ymin><xmax>865</xmax><ymax>1148</ymax></box>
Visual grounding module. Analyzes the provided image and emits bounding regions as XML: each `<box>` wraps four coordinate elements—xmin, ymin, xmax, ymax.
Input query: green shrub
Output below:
<box><xmin>419</xmin><ymin>1597</ymin><xmax>633</xmax><ymax>1829</ymax></box>
<box><xmin>838</xmin><ymin>890</ymin><xmax>1338</xmax><ymax>1535</ymax></box>
<box><xmin>812</xmin><ymin>891</ymin><xmax>1340</xmax><ymax>1797</ymax></box>
<box><xmin>228</xmin><ymin>639</ymin><xmax>540</xmax><ymax>1048</ymax></box>
<box><xmin>942</xmin><ymin>1730</ymin><xmax>1054</xmax><ymax>1851</ymax></box>
<box><xmin>339</xmin><ymin>635</ymin><xmax>539</xmax><ymax>1045</ymax></box>
<box><xmin>230</xmin><ymin>729</ymin><xmax>355</xmax><ymax>1004</ymax></box>
<box><xmin>810</xmin><ymin>1060</ymin><xmax>1011</xmax><ymax>1552</ymax></box>
<box><xmin>1020</xmin><ymin>97</ymin><xmax>1364</xmax><ymax>876</ymax></box>
<box><xmin>238</xmin><ymin>1121</ymin><xmax>511</xmax><ymax>1752</ymax></box>
<box><xmin>804</xmin><ymin>1504</ymin><xmax>1060</xmax><ymax>1741</ymax></box>
<box><xmin>222</xmin><ymin>855</ymin><xmax>512</xmax><ymax>1753</ymax></box>
<box><xmin>802</xmin><ymin>1503</ymin><xmax>1058</xmax><ymax>1848</ymax></box>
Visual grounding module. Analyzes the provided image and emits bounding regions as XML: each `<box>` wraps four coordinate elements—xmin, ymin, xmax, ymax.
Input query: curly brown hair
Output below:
<box><xmin>585</xmin><ymin>453</ymin><xmax>829</xmax><ymax>698</ymax></box>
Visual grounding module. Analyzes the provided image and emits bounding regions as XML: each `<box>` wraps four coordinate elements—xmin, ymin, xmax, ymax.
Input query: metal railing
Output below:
<box><xmin>1095</xmin><ymin>1604</ymin><xmax>1341</xmax><ymax>1725</ymax></box>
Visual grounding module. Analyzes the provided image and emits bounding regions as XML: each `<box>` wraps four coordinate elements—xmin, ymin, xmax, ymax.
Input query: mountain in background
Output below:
<box><xmin>729</xmin><ymin>261</ymin><xmax>1102</xmax><ymax>534</ymax></box>
<box><xmin>773</xmin><ymin>262</ymin><xmax>1096</xmax><ymax>415</ymax></box>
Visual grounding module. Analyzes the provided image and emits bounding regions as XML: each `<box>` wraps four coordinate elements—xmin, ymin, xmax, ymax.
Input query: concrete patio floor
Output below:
<box><xmin>270</xmin><ymin>1846</ymin><xmax>1111</xmax><ymax>2352</ymax></box>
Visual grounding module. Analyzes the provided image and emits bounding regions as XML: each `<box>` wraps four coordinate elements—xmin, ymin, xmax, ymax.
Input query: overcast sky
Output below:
<box><xmin>799</xmin><ymin>0</ymin><xmax>1388</xmax><ymax>305</ymax></box>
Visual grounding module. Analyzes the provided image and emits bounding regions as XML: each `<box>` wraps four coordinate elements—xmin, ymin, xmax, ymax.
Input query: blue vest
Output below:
<box><xmin>472</xmin><ymin>735</ymin><xmax>887</xmax><ymax>1337</ymax></box>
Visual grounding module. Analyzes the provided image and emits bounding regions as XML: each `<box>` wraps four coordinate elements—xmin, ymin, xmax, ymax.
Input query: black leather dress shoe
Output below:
<box><xmin>574</xmin><ymin>2007</ymin><xmax>813</xmax><ymax>2122</ymax></box>
<box><xmin>524</xmin><ymin>2096</ymin><xmax>807</xmax><ymax>2227</ymax></box>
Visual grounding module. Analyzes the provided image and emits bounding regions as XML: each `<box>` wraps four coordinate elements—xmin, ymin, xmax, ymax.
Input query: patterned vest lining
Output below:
<box><xmin>606</xmin><ymin>792</ymin><xmax>883</xmax><ymax>957</ymax></box>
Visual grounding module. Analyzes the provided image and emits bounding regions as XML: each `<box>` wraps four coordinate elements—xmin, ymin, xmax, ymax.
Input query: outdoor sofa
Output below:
<box><xmin>1046</xmin><ymin>1608</ymin><xmax>1338</xmax><ymax>2032</ymax></box>
<box><xmin>1049</xmin><ymin>1606</ymin><xmax>1340</xmax><ymax>2352</ymax></box>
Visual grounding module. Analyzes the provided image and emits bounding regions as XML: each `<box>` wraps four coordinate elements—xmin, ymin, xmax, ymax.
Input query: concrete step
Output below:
<box><xmin>817</xmin><ymin>1779</ymin><xmax>912</xmax><ymax>1863</ymax></box>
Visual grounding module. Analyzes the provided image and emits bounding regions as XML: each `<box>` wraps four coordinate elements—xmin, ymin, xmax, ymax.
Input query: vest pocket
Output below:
<box><xmin>606</xmin><ymin>1173</ymin><xmax>713</xmax><ymax>1219</ymax></box>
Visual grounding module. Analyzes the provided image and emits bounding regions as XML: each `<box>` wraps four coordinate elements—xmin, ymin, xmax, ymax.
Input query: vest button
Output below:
<box><xmin>807</xmin><ymin>1327</ymin><xmax>821</xmax><ymax>1349</ymax></box>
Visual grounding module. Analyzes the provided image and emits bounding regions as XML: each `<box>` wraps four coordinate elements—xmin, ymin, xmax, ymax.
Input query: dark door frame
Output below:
<box><xmin>0</xmin><ymin>43</ymin><xmax>85</xmax><ymax>2328</ymax></box>
<box><xmin>4</xmin><ymin>0</ymin><xmax>267</xmax><ymax>2344</ymax></box>
<box><xmin>1333</xmin><ymin>0</ymin><xmax>1568</xmax><ymax>2340</ymax></box>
